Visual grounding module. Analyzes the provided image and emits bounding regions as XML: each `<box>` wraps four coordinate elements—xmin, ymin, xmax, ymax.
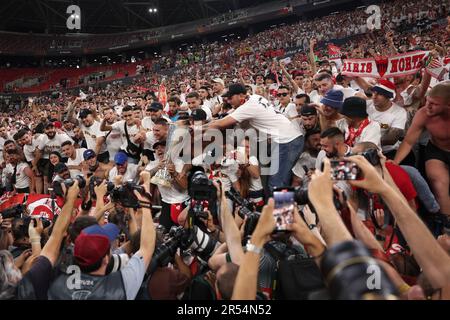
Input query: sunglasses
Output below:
<box><xmin>276</xmin><ymin>93</ymin><xmax>289</xmax><ymax>97</ymax></box>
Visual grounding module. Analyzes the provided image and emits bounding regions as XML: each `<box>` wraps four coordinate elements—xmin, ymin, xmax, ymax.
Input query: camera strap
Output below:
<box><xmin>124</xmin><ymin>122</ymin><xmax>142</xmax><ymax>158</ymax></box>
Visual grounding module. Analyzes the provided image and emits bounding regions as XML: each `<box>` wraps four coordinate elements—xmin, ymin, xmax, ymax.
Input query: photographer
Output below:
<box><xmin>45</xmin><ymin>181</ymin><xmax>156</xmax><ymax>300</ymax></box>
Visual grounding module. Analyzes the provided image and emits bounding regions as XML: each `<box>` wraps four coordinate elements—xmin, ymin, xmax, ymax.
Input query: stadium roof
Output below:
<box><xmin>0</xmin><ymin>0</ymin><xmax>276</xmax><ymax>34</ymax></box>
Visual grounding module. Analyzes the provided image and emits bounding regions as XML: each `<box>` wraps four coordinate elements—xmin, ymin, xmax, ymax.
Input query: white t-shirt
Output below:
<box><xmin>111</xmin><ymin>120</ymin><xmax>141</xmax><ymax>152</ymax></box>
<box><xmin>24</xmin><ymin>136</ymin><xmax>43</xmax><ymax>162</ymax></box>
<box><xmin>367</xmin><ymin>101</ymin><xmax>407</xmax><ymax>152</ymax></box>
<box><xmin>38</xmin><ymin>133</ymin><xmax>73</xmax><ymax>159</ymax></box>
<box><xmin>229</xmin><ymin>95</ymin><xmax>302</xmax><ymax>144</ymax></box>
<box><xmin>142</xmin><ymin>117</ymin><xmax>154</xmax><ymax>131</ymax></box>
<box><xmin>105</xmin><ymin>128</ymin><xmax>123</xmax><ymax>160</ymax></box>
<box><xmin>156</xmin><ymin>160</ymin><xmax>189</xmax><ymax>204</ymax></box>
<box><xmin>81</xmin><ymin>121</ymin><xmax>107</xmax><ymax>154</ymax></box>
<box><xmin>248</xmin><ymin>156</ymin><xmax>263</xmax><ymax>192</ymax></box>
<box><xmin>8</xmin><ymin>162</ymin><xmax>30</xmax><ymax>189</ymax></box>
<box><xmin>336</xmin><ymin>118</ymin><xmax>381</xmax><ymax>148</ymax></box>
<box><xmin>108</xmin><ymin>163</ymin><xmax>139</xmax><ymax>184</ymax></box>
<box><xmin>67</xmin><ymin>148</ymin><xmax>86</xmax><ymax>177</ymax></box>
<box><xmin>292</xmin><ymin>152</ymin><xmax>317</xmax><ymax>180</ymax></box>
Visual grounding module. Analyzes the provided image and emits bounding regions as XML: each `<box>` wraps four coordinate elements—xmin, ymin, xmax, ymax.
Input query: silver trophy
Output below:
<box><xmin>151</xmin><ymin>124</ymin><xmax>177</xmax><ymax>187</ymax></box>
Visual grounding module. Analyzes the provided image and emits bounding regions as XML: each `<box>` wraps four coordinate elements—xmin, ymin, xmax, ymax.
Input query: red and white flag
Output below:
<box><xmin>327</xmin><ymin>44</ymin><xmax>342</xmax><ymax>59</ymax></box>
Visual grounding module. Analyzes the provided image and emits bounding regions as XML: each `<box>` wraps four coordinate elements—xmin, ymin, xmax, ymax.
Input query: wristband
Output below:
<box><xmin>30</xmin><ymin>236</ymin><xmax>41</xmax><ymax>243</ymax></box>
<box><xmin>246</xmin><ymin>241</ymin><xmax>262</xmax><ymax>255</ymax></box>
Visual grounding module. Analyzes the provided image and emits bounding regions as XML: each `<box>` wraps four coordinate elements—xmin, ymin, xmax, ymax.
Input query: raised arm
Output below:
<box><xmin>393</xmin><ymin>109</ymin><xmax>425</xmax><ymax>164</ymax></box>
<box><xmin>231</xmin><ymin>199</ymin><xmax>276</xmax><ymax>300</ymax></box>
<box><xmin>347</xmin><ymin>156</ymin><xmax>450</xmax><ymax>289</ymax></box>
<box><xmin>307</xmin><ymin>158</ymin><xmax>353</xmax><ymax>246</ymax></box>
<box><xmin>40</xmin><ymin>181</ymin><xmax>79</xmax><ymax>266</ymax></box>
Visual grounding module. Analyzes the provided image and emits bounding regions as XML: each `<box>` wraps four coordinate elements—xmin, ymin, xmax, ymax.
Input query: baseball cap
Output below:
<box><xmin>82</xmin><ymin>223</ymin><xmax>120</xmax><ymax>243</ymax></box>
<box><xmin>53</xmin><ymin>121</ymin><xmax>62</xmax><ymax>129</ymax></box>
<box><xmin>74</xmin><ymin>223</ymin><xmax>120</xmax><ymax>268</ymax></box>
<box><xmin>190</xmin><ymin>108</ymin><xmax>207</xmax><ymax>121</ymax></box>
<box><xmin>54</xmin><ymin>163</ymin><xmax>68</xmax><ymax>174</ymax></box>
<box><xmin>148</xmin><ymin>102</ymin><xmax>163</xmax><ymax>111</ymax></box>
<box><xmin>221</xmin><ymin>83</ymin><xmax>247</xmax><ymax>98</ymax></box>
<box><xmin>300</xmin><ymin>104</ymin><xmax>318</xmax><ymax>116</ymax></box>
<box><xmin>114</xmin><ymin>151</ymin><xmax>128</xmax><ymax>165</ymax></box>
<box><xmin>74</xmin><ymin>233</ymin><xmax>110</xmax><ymax>267</ymax></box>
<box><xmin>83</xmin><ymin>149</ymin><xmax>97</xmax><ymax>160</ymax></box>
<box><xmin>153</xmin><ymin>140</ymin><xmax>166</xmax><ymax>149</ymax></box>
<box><xmin>79</xmin><ymin>109</ymin><xmax>93</xmax><ymax>119</ymax></box>
<box><xmin>212</xmin><ymin>78</ymin><xmax>225</xmax><ymax>86</ymax></box>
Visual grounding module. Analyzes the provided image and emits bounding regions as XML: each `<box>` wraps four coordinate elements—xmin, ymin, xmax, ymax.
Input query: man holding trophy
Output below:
<box><xmin>149</xmin><ymin>123</ymin><xmax>191</xmax><ymax>230</ymax></box>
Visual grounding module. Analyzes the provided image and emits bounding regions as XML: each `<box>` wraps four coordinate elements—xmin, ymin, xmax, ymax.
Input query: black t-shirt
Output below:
<box><xmin>17</xmin><ymin>255</ymin><xmax>53</xmax><ymax>300</ymax></box>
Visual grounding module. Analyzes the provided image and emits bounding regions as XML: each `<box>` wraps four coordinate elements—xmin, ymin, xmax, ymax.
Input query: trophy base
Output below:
<box><xmin>150</xmin><ymin>170</ymin><xmax>172</xmax><ymax>188</ymax></box>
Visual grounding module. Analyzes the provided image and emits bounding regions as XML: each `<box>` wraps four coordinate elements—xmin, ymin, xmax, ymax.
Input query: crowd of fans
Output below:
<box><xmin>0</xmin><ymin>0</ymin><xmax>449</xmax><ymax>301</ymax></box>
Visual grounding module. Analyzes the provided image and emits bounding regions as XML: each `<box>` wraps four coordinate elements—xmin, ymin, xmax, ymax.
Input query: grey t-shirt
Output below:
<box><xmin>120</xmin><ymin>252</ymin><xmax>146</xmax><ymax>300</ymax></box>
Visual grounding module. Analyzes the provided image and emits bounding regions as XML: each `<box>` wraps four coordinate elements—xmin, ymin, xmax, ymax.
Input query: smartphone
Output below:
<box><xmin>272</xmin><ymin>187</ymin><xmax>295</xmax><ymax>232</ymax></box>
<box><xmin>330</xmin><ymin>160</ymin><xmax>360</xmax><ymax>180</ymax></box>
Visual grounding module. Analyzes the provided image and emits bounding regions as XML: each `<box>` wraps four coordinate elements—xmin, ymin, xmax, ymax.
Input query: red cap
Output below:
<box><xmin>53</xmin><ymin>121</ymin><xmax>62</xmax><ymax>129</ymax></box>
<box><xmin>74</xmin><ymin>233</ymin><xmax>110</xmax><ymax>267</ymax></box>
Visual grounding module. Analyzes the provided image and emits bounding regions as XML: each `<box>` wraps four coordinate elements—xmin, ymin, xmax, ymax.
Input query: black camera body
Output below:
<box><xmin>149</xmin><ymin>226</ymin><xmax>191</xmax><ymax>273</ymax></box>
<box><xmin>188</xmin><ymin>170</ymin><xmax>218</xmax><ymax>221</ymax></box>
<box><xmin>188</xmin><ymin>171</ymin><xmax>217</xmax><ymax>202</ymax></box>
<box><xmin>0</xmin><ymin>204</ymin><xmax>24</xmax><ymax>219</ymax></box>
<box><xmin>111</xmin><ymin>181</ymin><xmax>147</xmax><ymax>209</ymax></box>
<box><xmin>225</xmin><ymin>187</ymin><xmax>255</xmax><ymax>219</ymax></box>
<box><xmin>224</xmin><ymin>186</ymin><xmax>260</xmax><ymax>241</ymax></box>
<box><xmin>189</xmin><ymin>199</ymin><xmax>210</xmax><ymax>220</ymax></box>
<box><xmin>89</xmin><ymin>176</ymin><xmax>115</xmax><ymax>199</ymax></box>
<box><xmin>292</xmin><ymin>186</ymin><xmax>345</xmax><ymax>211</ymax></box>
<box><xmin>64</xmin><ymin>174</ymin><xmax>87</xmax><ymax>189</ymax></box>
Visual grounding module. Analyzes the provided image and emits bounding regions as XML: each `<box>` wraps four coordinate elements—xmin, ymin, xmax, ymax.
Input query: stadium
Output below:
<box><xmin>0</xmin><ymin>0</ymin><xmax>449</xmax><ymax>305</ymax></box>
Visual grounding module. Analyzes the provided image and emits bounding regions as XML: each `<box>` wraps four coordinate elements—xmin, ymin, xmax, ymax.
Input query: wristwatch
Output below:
<box><xmin>246</xmin><ymin>241</ymin><xmax>263</xmax><ymax>255</ymax></box>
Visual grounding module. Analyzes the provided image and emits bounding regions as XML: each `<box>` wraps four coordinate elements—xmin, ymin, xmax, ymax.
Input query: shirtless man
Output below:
<box><xmin>81</xmin><ymin>149</ymin><xmax>113</xmax><ymax>180</ymax></box>
<box><xmin>394</xmin><ymin>82</ymin><xmax>450</xmax><ymax>215</ymax></box>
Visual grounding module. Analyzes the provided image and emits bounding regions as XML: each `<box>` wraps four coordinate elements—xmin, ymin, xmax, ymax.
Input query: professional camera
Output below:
<box><xmin>188</xmin><ymin>171</ymin><xmax>217</xmax><ymax>202</ymax></box>
<box><xmin>0</xmin><ymin>204</ymin><xmax>25</xmax><ymax>219</ymax></box>
<box><xmin>64</xmin><ymin>174</ymin><xmax>87</xmax><ymax>189</ymax></box>
<box><xmin>23</xmin><ymin>215</ymin><xmax>51</xmax><ymax>230</ymax></box>
<box><xmin>111</xmin><ymin>181</ymin><xmax>149</xmax><ymax>209</ymax></box>
<box><xmin>188</xmin><ymin>170</ymin><xmax>217</xmax><ymax>220</ymax></box>
<box><xmin>225</xmin><ymin>186</ymin><xmax>255</xmax><ymax>219</ymax></box>
<box><xmin>291</xmin><ymin>186</ymin><xmax>346</xmax><ymax>211</ymax></box>
<box><xmin>105</xmin><ymin>253</ymin><xmax>130</xmax><ymax>275</ymax></box>
<box><xmin>89</xmin><ymin>176</ymin><xmax>115</xmax><ymax>199</ymax></box>
<box><xmin>321</xmin><ymin>240</ymin><xmax>398</xmax><ymax>300</ymax></box>
<box><xmin>224</xmin><ymin>187</ymin><xmax>260</xmax><ymax>242</ymax></box>
<box><xmin>149</xmin><ymin>226</ymin><xmax>191</xmax><ymax>273</ymax></box>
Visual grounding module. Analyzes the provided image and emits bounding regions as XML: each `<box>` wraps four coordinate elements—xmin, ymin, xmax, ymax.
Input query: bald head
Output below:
<box><xmin>428</xmin><ymin>81</ymin><xmax>450</xmax><ymax>105</ymax></box>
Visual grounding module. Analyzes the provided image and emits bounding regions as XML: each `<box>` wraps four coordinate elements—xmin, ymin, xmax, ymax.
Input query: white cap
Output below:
<box><xmin>212</xmin><ymin>78</ymin><xmax>225</xmax><ymax>86</ymax></box>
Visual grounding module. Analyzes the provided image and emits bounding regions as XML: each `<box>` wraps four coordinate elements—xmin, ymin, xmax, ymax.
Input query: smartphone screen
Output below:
<box><xmin>273</xmin><ymin>189</ymin><xmax>295</xmax><ymax>232</ymax></box>
<box><xmin>330</xmin><ymin>160</ymin><xmax>360</xmax><ymax>180</ymax></box>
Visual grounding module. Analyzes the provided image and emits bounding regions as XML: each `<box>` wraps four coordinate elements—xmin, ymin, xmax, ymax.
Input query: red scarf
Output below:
<box><xmin>345</xmin><ymin>118</ymin><xmax>370</xmax><ymax>147</ymax></box>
